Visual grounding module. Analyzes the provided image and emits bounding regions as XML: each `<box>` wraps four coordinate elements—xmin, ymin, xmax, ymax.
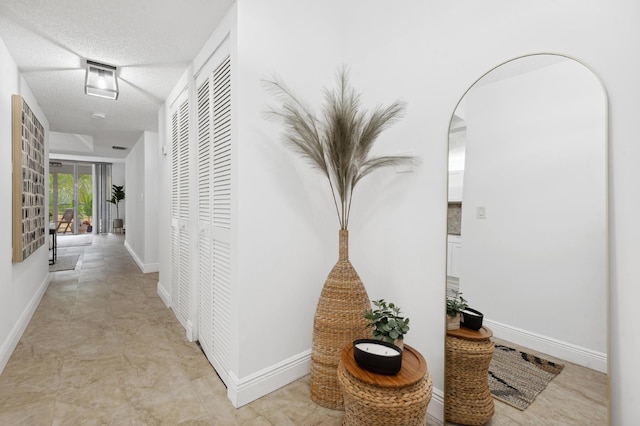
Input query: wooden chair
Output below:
<box><xmin>56</xmin><ymin>208</ymin><xmax>74</xmax><ymax>233</ymax></box>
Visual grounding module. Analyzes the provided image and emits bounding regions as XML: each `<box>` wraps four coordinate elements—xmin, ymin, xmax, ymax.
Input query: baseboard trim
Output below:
<box><xmin>484</xmin><ymin>319</ymin><xmax>607</xmax><ymax>373</ymax></box>
<box><xmin>185</xmin><ymin>320</ymin><xmax>194</xmax><ymax>342</ymax></box>
<box><xmin>124</xmin><ymin>241</ymin><xmax>158</xmax><ymax>273</ymax></box>
<box><xmin>157</xmin><ymin>281</ymin><xmax>171</xmax><ymax>308</ymax></box>
<box><xmin>0</xmin><ymin>272</ymin><xmax>51</xmax><ymax>374</ymax></box>
<box><xmin>227</xmin><ymin>349</ymin><xmax>311</xmax><ymax>408</ymax></box>
<box><xmin>427</xmin><ymin>386</ymin><xmax>444</xmax><ymax>423</ymax></box>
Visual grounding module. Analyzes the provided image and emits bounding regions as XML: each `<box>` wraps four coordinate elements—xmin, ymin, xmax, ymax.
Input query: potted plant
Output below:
<box><xmin>107</xmin><ymin>184</ymin><xmax>125</xmax><ymax>231</ymax></box>
<box><xmin>446</xmin><ymin>289</ymin><xmax>468</xmax><ymax>330</ymax></box>
<box><xmin>265</xmin><ymin>67</ymin><xmax>416</xmax><ymax>408</ymax></box>
<box><xmin>364</xmin><ymin>299</ymin><xmax>410</xmax><ymax>350</ymax></box>
<box><xmin>353</xmin><ymin>299</ymin><xmax>409</xmax><ymax>375</ymax></box>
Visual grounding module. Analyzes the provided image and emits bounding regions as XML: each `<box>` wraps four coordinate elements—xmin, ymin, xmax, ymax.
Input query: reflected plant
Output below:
<box><xmin>446</xmin><ymin>289</ymin><xmax>468</xmax><ymax>317</ymax></box>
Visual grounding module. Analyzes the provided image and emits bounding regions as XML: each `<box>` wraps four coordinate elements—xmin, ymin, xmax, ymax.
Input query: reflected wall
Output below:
<box><xmin>446</xmin><ymin>54</ymin><xmax>608</xmax><ymax>421</ymax></box>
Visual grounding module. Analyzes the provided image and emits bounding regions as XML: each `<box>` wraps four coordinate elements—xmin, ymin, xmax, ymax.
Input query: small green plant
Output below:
<box><xmin>446</xmin><ymin>289</ymin><xmax>468</xmax><ymax>317</ymax></box>
<box><xmin>107</xmin><ymin>184</ymin><xmax>125</xmax><ymax>219</ymax></box>
<box><xmin>364</xmin><ymin>299</ymin><xmax>410</xmax><ymax>344</ymax></box>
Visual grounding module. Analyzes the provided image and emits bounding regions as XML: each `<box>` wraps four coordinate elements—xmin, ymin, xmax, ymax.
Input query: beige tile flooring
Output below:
<box><xmin>1</xmin><ymin>234</ymin><xmax>606</xmax><ymax>425</ymax></box>
<box><xmin>1</xmin><ymin>234</ymin><xmax>440</xmax><ymax>425</ymax></box>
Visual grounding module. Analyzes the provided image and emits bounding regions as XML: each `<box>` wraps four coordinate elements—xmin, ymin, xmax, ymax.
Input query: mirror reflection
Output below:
<box><xmin>445</xmin><ymin>54</ymin><xmax>608</xmax><ymax>425</ymax></box>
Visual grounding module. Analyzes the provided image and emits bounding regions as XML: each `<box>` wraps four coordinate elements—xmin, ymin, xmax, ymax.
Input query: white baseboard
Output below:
<box><xmin>427</xmin><ymin>387</ymin><xmax>444</xmax><ymax>424</ymax></box>
<box><xmin>124</xmin><ymin>241</ymin><xmax>159</xmax><ymax>273</ymax></box>
<box><xmin>224</xmin><ymin>350</ymin><xmax>443</xmax><ymax>416</ymax></box>
<box><xmin>484</xmin><ymin>319</ymin><xmax>607</xmax><ymax>373</ymax></box>
<box><xmin>227</xmin><ymin>349</ymin><xmax>311</xmax><ymax>408</ymax></box>
<box><xmin>185</xmin><ymin>320</ymin><xmax>195</xmax><ymax>342</ymax></box>
<box><xmin>157</xmin><ymin>281</ymin><xmax>171</xmax><ymax>308</ymax></box>
<box><xmin>0</xmin><ymin>272</ymin><xmax>51</xmax><ymax>374</ymax></box>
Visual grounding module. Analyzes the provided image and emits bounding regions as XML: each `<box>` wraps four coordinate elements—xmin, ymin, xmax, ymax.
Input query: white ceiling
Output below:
<box><xmin>0</xmin><ymin>0</ymin><xmax>233</xmax><ymax>159</ymax></box>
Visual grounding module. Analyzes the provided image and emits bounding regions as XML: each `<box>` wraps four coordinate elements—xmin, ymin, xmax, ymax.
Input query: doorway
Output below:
<box><xmin>49</xmin><ymin>161</ymin><xmax>94</xmax><ymax>235</ymax></box>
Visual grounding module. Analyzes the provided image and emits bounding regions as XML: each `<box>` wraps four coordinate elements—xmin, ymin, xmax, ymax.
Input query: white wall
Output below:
<box><xmin>460</xmin><ymin>59</ymin><xmax>606</xmax><ymax>368</ymax></box>
<box><xmin>157</xmin><ymin>102</ymin><xmax>171</xmax><ymax>306</ymax></box>
<box><xmin>235</xmin><ymin>0</ymin><xmax>347</xmax><ymax>380</ymax></box>
<box><xmin>125</xmin><ymin>131</ymin><xmax>159</xmax><ymax>273</ymax></box>
<box><xmin>153</xmin><ymin>1</ymin><xmax>640</xmax><ymax>422</ymax></box>
<box><xmin>0</xmin><ymin>37</ymin><xmax>51</xmax><ymax>373</ymax></box>
<box><xmin>143</xmin><ymin>132</ymin><xmax>159</xmax><ymax>269</ymax></box>
<box><xmin>125</xmin><ymin>134</ymin><xmax>145</xmax><ymax>262</ymax></box>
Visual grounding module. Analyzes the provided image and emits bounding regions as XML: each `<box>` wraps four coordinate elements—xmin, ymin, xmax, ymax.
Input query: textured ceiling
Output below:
<box><xmin>0</xmin><ymin>0</ymin><xmax>233</xmax><ymax>159</ymax></box>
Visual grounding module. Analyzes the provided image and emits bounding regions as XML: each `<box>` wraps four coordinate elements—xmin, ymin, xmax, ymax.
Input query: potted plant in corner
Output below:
<box><xmin>107</xmin><ymin>184</ymin><xmax>125</xmax><ymax>231</ymax></box>
<box><xmin>264</xmin><ymin>67</ymin><xmax>416</xmax><ymax>407</ymax></box>
<box><xmin>446</xmin><ymin>289</ymin><xmax>468</xmax><ymax>330</ymax></box>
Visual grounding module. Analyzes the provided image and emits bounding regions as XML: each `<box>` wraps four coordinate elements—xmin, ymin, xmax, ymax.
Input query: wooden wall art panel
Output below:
<box><xmin>12</xmin><ymin>95</ymin><xmax>46</xmax><ymax>263</ymax></box>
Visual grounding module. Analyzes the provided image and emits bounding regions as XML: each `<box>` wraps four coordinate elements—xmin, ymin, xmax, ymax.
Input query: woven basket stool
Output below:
<box><xmin>338</xmin><ymin>343</ymin><xmax>432</xmax><ymax>426</ymax></box>
<box><xmin>445</xmin><ymin>326</ymin><xmax>494</xmax><ymax>426</ymax></box>
<box><xmin>310</xmin><ymin>230</ymin><xmax>371</xmax><ymax>410</ymax></box>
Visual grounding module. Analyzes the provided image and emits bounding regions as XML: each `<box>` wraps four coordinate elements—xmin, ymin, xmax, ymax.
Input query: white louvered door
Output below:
<box><xmin>196</xmin><ymin>76</ymin><xmax>214</xmax><ymax>359</ymax></box>
<box><xmin>211</xmin><ymin>56</ymin><xmax>232</xmax><ymax>385</ymax></box>
<box><xmin>170</xmin><ymin>91</ymin><xmax>191</xmax><ymax>331</ymax></box>
<box><xmin>170</xmin><ymin>109</ymin><xmax>180</xmax><ymax>313</ymax></box>
<box><xmin>196</xmin><ymin>53</ymin><xmax>232</xmax><ymax>387</ymax></box>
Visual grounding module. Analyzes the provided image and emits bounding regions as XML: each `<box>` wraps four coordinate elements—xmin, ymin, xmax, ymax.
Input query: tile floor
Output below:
<box><xmin>1</xmin><ymin>234</ymin><xmax>440</xmax><ymax>425</ymax></box>
<box><xmin>0</xmin><ymin>234</ymin><xmax>606</xmax><ymax>425</ymax></box>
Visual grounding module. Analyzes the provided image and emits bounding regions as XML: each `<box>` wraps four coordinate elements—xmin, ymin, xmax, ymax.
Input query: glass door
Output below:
<box><xmin>49</xmin><ymin>162</ymin><xmax>76</xmax><ymax>234</ymax></box>
<box><xmin>77</xmin><ymin>164</ymin><xmax>93</xmax><ymax>234</ymax></box>
<box><xmin>49</xmin><ymin>161</ymin><xmax>95</xmax><ymax>235</ymax></box>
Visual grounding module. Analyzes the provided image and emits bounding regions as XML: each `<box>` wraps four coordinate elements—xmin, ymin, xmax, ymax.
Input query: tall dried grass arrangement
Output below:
<box><xmin>264</xmin><ymin>67</ymin><xmax>414</xmax><ymax>229</ymax></box>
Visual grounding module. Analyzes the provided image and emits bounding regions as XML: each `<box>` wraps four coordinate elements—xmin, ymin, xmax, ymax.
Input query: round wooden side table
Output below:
<box><xmin>337</xmin><ymin>343</ymin><xmax>432</xmax><ymax>426</ymax></box>
<box><xmin>445</xmin><ymin>326</ymin><xmax>495</xmax><ymax>425</ymax></box>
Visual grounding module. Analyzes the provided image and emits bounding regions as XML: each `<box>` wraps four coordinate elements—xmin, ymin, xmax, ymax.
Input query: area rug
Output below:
<box><xmin>57</xmin><ymin>234</ymin><xmax>93</xmax><ymax>248</ymax></box>
<box><xmin>489</xmin><ymin>344</ymin><xmax>564</xmax><ymax>410</ymax></box>
<box><xmin>49</xmin><ymin>255</ymin><xmax>80</xmax><ymax>272</ymax></box>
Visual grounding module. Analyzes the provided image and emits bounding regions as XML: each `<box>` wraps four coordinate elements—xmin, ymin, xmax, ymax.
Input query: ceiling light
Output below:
<box><xmin>85</xmin><ymin>60</ymin><xmax>119</xmax><ymax>100</ymax></box>
<box><xmin>91</xmin><ymin>112</ymin><xmax>106</xmax><ymax>119</ymax></box>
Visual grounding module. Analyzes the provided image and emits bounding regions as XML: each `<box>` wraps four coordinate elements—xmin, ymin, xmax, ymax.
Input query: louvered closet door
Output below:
<box><xmin>177</xmin><ymin>99</ymin><xmax>191</xmax><ymax>325</ymax></box>
<box><xmin>196</xmin><ymin>55</ymin><xmax>232</xmax><ymax>387</ymax></box>
<box><xmin>171</xmin><ymin>109</ymin><xmax>180</xmax><ymax>311</ymax></box>
<box><xmin>170</xmin><ymin>92</ymin><xmax>191</xmax><ymax>331</ymax></box>
<box><xmin>211</xmin><ymin>57</ymin><xmax>232</xmax><ymax>385</ymax></box>
<box><xmin>196</xmin><ymin>77</ymin><xmax>214</xmax><ymax>359</ymax></box>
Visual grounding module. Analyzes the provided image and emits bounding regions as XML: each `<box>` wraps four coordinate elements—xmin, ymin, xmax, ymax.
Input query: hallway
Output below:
<box><xmin>0</xmin><ymin>234</ymin><xmax>345</xmax><ymax>425</ymax></box>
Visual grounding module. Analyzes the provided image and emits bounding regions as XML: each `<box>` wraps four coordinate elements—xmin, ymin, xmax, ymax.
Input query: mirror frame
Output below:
<box><xmin>443</xmin><ymin>52</ymin><xmax>610</xmax><ymax>425</ymax></box>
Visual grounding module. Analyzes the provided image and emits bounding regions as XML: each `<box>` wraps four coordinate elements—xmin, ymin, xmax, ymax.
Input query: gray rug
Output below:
<box><xmin>56</xmin><ymin>234</ymin><xmax>93</xmax><ymax>248</ymax></box>
<box><xmin>489</xmin><ymin>344</ymin><xmax>564</xmax><ymax>410</ymax></box>
<box><xmin>49</xmin><ymin>255</ymin><xmax>80</xmax><ymax>272</ymax></box>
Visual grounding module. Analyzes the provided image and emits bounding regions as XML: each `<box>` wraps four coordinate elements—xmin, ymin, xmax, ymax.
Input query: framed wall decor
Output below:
<box><xmin>12</xmin><ymin>95</ymin><xmax>46</xmax><ymax>263</ymax></box>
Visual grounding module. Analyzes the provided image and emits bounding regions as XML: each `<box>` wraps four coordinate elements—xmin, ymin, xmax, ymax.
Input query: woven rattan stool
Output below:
<box><xmin>338</xmin><ymin>343</ymin><xmax>432</xmax><ymax>426</ymax></box>
<box><xmin>445</xmin><ymin>326</ymin><xmax>494</xmax><ymax>425</ymax></box>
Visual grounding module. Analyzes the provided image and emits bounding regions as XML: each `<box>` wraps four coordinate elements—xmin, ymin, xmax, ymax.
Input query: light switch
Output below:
<box><xmin>477</xmin><ymin>206</ymin><xmax>486</xmax><ymax>219</ymax></box>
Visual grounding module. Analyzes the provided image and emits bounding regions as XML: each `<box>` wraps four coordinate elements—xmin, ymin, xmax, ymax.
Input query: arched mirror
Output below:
<box><xmin>445</xmin><ymin>54</ymin><xmax>608</xmax><ymax>425</ymax></box>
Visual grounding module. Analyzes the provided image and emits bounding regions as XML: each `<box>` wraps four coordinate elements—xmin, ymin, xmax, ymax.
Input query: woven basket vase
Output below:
<box><xmin>310</xmin><ymin>229</ymin><xmax>372</xmax><ymax>410</ymax></box>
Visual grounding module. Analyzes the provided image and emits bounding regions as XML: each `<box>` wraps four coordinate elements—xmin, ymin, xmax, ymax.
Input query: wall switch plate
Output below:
<box><xmin>477</xmin><ymin>206</ymin><xmax>486</xmax><ymax>219</ymax></box>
